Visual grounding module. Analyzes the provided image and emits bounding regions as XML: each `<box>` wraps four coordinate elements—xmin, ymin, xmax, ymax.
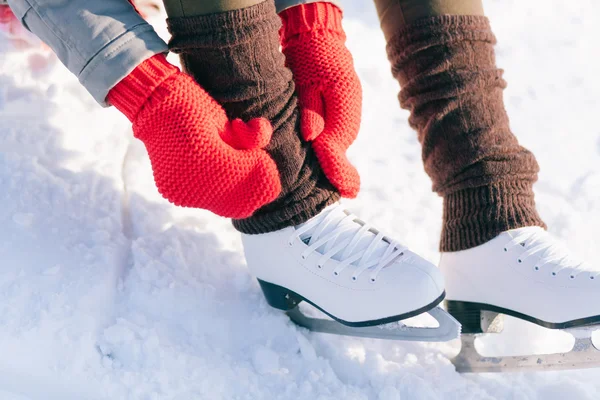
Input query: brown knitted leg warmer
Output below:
<box><xmin>386</xmin><ymin>16</ymin><xmax>546</xmax><ymax>251</ymax></box>
<box><xmin>166</xmin><ymin>1</ymin><xmax>340</xmax><ymax>234</ymax></box>
<box><xmin>374</xmin><ymin>0</ymin><xmax>484</xmax><ymax>41</ymax></box>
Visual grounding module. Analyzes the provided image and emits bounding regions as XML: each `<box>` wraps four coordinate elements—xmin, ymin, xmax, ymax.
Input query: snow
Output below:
<box><xmin>0</xmin><ymin>0</ymin><xmax>599</xmax><ymax>398</ymax></box>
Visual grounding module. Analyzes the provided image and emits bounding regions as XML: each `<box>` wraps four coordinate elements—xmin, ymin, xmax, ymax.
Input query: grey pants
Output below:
<box><xmin>6</xmin><ymin>0</ymin><xmax>168</xmax><ymax>105</ymax></box>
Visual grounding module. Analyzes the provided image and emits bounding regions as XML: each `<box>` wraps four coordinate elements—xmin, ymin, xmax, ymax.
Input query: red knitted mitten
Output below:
<box><xmin>107</xmin><ymin>54</ymin><xmax>281</xmax><ymax>219</ymax></box>
<box><xmin>280</xmin><ymin>2</ymin><xmax>362</xmax><ymax>198</ymax></box>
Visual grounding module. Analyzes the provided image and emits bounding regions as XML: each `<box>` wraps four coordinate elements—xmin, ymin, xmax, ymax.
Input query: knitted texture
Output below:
<box><xmin>280</xmin><ymin>2</ymin><xmax>362</xmax><ymax>198</ymax></box>
<box><xmin>442</xmin><ymin>182</ymin><xmax>544</xmax><ymax>251</ymax></box>
<box><xmin>108</xmin><ymin>54</ymin><xmax>281</xmax><ymax>219</ymax></box>
<box><xmin>167</xmin><ymin>0</ymin><xmax>340</xmax><ymax>234</ymax></box>
<box><xmin>386</xmin><ymin>16</ymin><xmax>545</xmax><ymax>251</ymax></box>
<box><xmin>106</xmin><ymin>53</ymin><xmax>177</xmax><ymax>121</ymax></box>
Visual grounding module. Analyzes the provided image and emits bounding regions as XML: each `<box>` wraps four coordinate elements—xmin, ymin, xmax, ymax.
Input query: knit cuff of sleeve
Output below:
<box><xmin>107</xmin><ymin>54</ymin><xmax>179</xmax><ymax>122</ymax></box>
<box><xmin>275</xmin><ymin>0</ymin><xmax>342</xmax><ymax>14</ymax></box>
<box><xmin>279</xmin><ymin>2</ymin><xmax>343</xmax><ymax>41</ymax></box>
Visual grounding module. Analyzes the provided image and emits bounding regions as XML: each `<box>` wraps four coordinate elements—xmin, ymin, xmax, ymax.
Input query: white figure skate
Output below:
<box><xmin>242</xmin><ymin>204</ymin><xmax>460</xmax><ymax>342</ymax></box>
<box><xmin>441</xmin><ymin>226</ymin><xmax>600</xmax><ymax>372</ymax></box>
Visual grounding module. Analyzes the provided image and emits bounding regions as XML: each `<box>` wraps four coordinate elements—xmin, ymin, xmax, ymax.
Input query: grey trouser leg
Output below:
<box><xmin>6</xmin><ymin>0</ymin><xmax>168</xmax><ymax>105</ymax></box>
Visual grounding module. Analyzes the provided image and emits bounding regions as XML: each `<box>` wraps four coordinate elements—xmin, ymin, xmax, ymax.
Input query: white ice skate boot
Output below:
<box><xmin>242</xmin><ymin>204</ymin><xmax>460</xmax><ymax>342</ymax></box>
<box><xmin>441</xmin><ymin>226</ymin><xmax>600</xmax><ymax>372</ymax></box>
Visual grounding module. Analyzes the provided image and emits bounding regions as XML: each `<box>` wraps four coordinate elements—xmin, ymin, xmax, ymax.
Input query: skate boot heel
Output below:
<box><xmin>257</xmin><ymin>279</ymin><xmax>303</xmax><ymax>311</ymax></box>
<box><xmin>446</xmin><ymin>301</ymin><xmax>485</xmax><ymax>334</ymax></box>
<box><xmin>446</xmin><ymin>301</ymin><xmax>505</xmax><ymax>334</ymax></box>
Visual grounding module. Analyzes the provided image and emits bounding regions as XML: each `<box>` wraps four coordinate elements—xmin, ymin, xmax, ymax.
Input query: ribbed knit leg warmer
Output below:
<box><xmin>167</xmin><ymin>0</ymin><xmax>340</xmax><ymax>234</ymax></box>
<box><xmin>386</xmin><ymin>16</ymin><xmax>546</xmax><ymax>251</ymax></box>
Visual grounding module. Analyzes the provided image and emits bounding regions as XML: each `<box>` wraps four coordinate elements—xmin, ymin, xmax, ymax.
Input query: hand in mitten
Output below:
<box><xmin>108</xmin><ymin>54</ymin><xmax>281</xmax><ymax>219</ymax></box>
<box><xmin>280</xmin><ymin>2</ymin><xmax>362</xmax><ymax>197</ymax></box>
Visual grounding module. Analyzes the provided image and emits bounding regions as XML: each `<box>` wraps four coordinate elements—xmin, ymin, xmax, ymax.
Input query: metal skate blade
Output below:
<box><xmin>286</xmin><ymin>306</ymin><xmax>461</xmax><ymax>342</ymax></box>
<box><xmin>453</xmin><ymin>325</ymin><xmax>600</xmax><ymax>373</ymax></box>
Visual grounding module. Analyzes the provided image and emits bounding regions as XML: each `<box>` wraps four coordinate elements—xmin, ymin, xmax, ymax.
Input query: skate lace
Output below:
<box><xmin>505</xmin><ymin>227</ymin><xmax>593</xmax><ymax>278</ymax></box>
<box><xmin>290</xmin><ymin>204</ymin><xmax>407</xmax><ymax>282</ymax></box>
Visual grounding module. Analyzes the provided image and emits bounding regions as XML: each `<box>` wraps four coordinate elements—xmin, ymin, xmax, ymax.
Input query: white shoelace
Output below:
<box><xmin>505</xmin><ymin>227</ymin><xmax>592</xmax><ymax>278</ymax></box>
<box><xmin>289</xmin><ymin>205</ymin><xmax>407</xmax><ymax>282</ymax></box>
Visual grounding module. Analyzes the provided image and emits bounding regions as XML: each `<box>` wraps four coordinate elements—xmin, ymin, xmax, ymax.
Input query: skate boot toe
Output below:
<box><xmin>381</xmin><ymin>253</ymin><xmax>445</xmax><ymax>315</ymax></box>
<box><xmin>405</xmin><ymin>251</ymin><xmax>445</xmax><ymax>293</ymax></box>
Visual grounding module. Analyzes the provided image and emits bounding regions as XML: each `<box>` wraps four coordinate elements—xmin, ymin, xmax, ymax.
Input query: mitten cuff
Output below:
<box><xmin>279</xmin><ymin>2</ymin><xmax>343</xmax><ymax>41</ymax></box>
<box><xmin>107</xmin><ymin>54</ymin><xmax>179</xmax><ymax>121</ymax></box>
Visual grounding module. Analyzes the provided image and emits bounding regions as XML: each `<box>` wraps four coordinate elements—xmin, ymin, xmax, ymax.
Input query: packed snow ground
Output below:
<box><xmin>1</xmin><ymin>0</ymin><xmax>599</xmax><ymax>398</ymax></box>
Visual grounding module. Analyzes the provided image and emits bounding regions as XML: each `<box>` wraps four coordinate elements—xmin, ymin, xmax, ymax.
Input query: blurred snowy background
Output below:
<box><xmin>0</xmin><ymin>0</ymin><xmax>599</xmax><ymax>398</ymax></box>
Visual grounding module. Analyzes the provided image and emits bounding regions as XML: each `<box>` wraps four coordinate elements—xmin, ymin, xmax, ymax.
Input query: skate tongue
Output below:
<box><xmin>295</xmin><ymin>204</ymin><xmax>397</xmax><ymax>267</ymax></box>
<box><xmin>505</xmin><ymin>226</ymin><xmax>545</xmax><ymax>239</ymax></box>
<box><xmin>506</xmin><ymin>227</ymin><xmax>586</xmax><ymax>271</ymax></box>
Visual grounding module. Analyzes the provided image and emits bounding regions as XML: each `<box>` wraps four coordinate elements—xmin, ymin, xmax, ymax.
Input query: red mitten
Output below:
<box><xmin>107</xmin><ymin>54</ymin><xmax>281</xmax><ymax>219</ymax></box>
<box><xmin>280</xmin><ymin>2</ymin><xmax>362</xmax><ymax>198</ymax></box>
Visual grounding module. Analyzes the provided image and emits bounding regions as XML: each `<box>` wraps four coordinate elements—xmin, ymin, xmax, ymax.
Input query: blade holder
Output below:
<box><xmin>481</xmin><ymin>310</ymin><xmax>504</xmax><ymax>333</ymax></box>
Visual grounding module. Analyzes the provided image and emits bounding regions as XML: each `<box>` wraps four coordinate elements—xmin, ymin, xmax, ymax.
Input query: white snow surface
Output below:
<box><xmin>1</xmin><ymin>0</ymin><xmax>599</xmax><ymax>398</ymax></box>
